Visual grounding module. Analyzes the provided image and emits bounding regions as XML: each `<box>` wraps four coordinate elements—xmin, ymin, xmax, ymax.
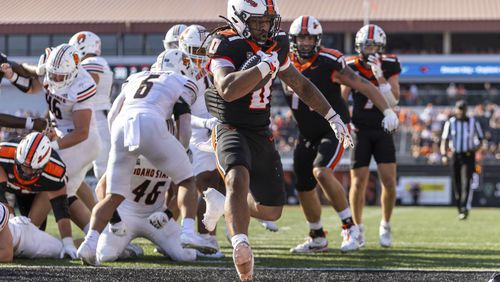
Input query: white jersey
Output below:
<box><xmin>44</xmin><ymin>67</ymin><xmax>98</xmax><ymax>135</ymax></box>
<box><xmin>81</xmin><ymin>56</ymin><xmax>113</xmax><ymax>111</ymax></box>
<box><xmin>118</xmin><ymin>156</ymin><xmax>172</xmax><ymax>217</ymax></box>
<box><xmin>119</xmin><ymin>71</ymin><xmax>198</xmax><ymax>120</ymax></box>
<box><xmin>190</xmin><ymin>75</ymin><xmax>213</xmax><ymax>143</ymax></box>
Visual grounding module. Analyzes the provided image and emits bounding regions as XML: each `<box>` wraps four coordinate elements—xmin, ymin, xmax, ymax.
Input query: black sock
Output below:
<box><xmin>110</xmin><ymin>210</ymin><xmax>122</xmax><ymax>224</ymax></box>
<box><xmin>341</xmin><ymin>217</ymin><xmax>354</xmax><ymax>229</ymax></box>
<box><xmin>309</xmin><ymin>228</ymin><xmax>325</xmax><ymax>238</ymax></box>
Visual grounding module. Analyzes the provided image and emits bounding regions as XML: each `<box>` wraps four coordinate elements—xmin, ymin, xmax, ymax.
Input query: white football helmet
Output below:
<box><xmin>45</xmin><ymin>44</ymin><xmax>80</xmax><ymax>93</ymax></box>
<box><xmin>355</xmin><ymin>24</ymin><xmax>387</xmax><ymax>59</ymax></box>
<box><xmin>289</xmin><ymin>15</ymin><xmax>322</xmax><ymax>58</ymax></box>
<box><xmin>227</xmin><ymin>0</ymin><xmax>281</xmax><ymax>41</ymax></box>
<box><xmin>179</xmin><ymin>25</ymin><xmax>210</xmax><ymax>69</ymax></box>
<box><xmin>15</xmin><ymin>132</ymin><xmax>52</xmax><ymax>180</ymax></box>
<box><xmin>155</xmin><ymin>49</ymin><xmax>197</xmax><ymax>80</ymax></box>
<box><xmin>68</xmin><ymin>31</ymin><xmax>101</xmax><ymax>58</ymax></box>
<box><xmin>164</xmin><ymin>24</ymin><xmax>188</xmax><ymax>50</ymax></box>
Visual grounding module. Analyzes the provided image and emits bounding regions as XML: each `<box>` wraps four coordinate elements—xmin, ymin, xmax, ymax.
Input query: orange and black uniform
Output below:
<box><xmin>205</xmin><ymin>30</ymin><xmax>289</xmax><ymax>206</ymax></box>
<box><xmin>345</xmin><ymin>55</ymin><xmax>401</xmax><ymax>169</ymax></box>
<box><xmin>0</xmin><ymin>141</ymin><xmax>67</xmax><ymax>222</ymax></box>
<box><xmin>284</xmin><ymin>48</ymin><xmax>349</xmax><ymax>191</ymax></box>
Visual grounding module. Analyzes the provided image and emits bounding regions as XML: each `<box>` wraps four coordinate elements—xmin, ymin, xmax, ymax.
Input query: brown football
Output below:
<box><xmin>239</xmin><ymin>54</ymin><xmax>273</xmax><ymax>92</ymax></box>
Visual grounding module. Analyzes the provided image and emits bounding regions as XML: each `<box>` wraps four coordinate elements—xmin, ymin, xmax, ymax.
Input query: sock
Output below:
<box><xmin>337</xmin><ymin>208</ymin><xmax>352</xmax><ymax>221</ymax></box>
<box><xmin>182</xmin><ymin>218</ymin><xmax>195</xmax><ymax>235</ymax></box>
<box><xmin>110</xmin><ymin>210</ymin><xmax>122</xmax><ymax>224</ymax></box>
<box><xmin>86</xmin><ymin>229</ymin><xmax>100</xmax><ymax>241</ymax></box>
<box><xmin>358</xmin><ymin>223</ymin><xmax>365</xmax><ymax>233</ymax></box>
<box><xmin>83</xmin><ymin>224</ymin><xmax>90</xmax><ymax>235</ymax></box>
<box><xmin>231</xmin><ymin>233</ymin><xmax>249</xmax><ymax>249</ymax></box>
<box><xmin>308</xmin><ymin>221</ymin><xmax>323</xmax><ymax>230</ymax></box>
<box><xmin>381</xmin><ymin>220</ymin><xmax>390</xmax><ymax>227</ymax></box>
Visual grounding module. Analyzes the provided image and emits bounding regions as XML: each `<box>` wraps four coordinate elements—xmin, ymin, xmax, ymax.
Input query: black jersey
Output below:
<box><xmin>205</xmin><ymin>29</ymin><xmax>290</xmax><ymax>131</ymax></box>
<box><xmin>284</xmin><ymin>48</ymin><xmax>350</xmax><ymax>141</ymax></box>
<box><xmin>346</xmin><ymin>55</ymin><xmax>401</xmax><ymax>130</ymax></box>
<box><xmin>0</xmin><ymin>142</ymin><xmax>66</xmax><ymax>194</ymax></box>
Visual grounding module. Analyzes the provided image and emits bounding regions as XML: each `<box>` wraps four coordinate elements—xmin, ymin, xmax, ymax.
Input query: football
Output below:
<box><xmin>239</xmin><ymin>54</ymin><xmax>273</xmax><ymax>92</ymax></box>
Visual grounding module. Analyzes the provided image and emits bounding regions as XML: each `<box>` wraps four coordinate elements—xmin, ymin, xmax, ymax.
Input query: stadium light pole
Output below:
<box><xmin>363</xmin><ymin>0</ymin><xmax>370</xmax><ymax>25</ymax></box>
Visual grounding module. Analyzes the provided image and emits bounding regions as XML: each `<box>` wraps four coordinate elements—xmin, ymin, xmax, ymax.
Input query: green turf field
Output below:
<box><xmin>8</xmin><ymin>206</ymin><xmax>500</xmax><ymax>270</ymax></box>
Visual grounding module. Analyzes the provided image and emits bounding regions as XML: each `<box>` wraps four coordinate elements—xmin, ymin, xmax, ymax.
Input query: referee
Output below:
<box><xmin>440</xmin><ymin>100</ymin><xmax>484</xmax><ymax>220</ymax></box>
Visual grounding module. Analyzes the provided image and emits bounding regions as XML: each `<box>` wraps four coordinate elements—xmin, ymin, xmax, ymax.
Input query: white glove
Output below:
<box><xmin>109</xmin><ymin>221</ymin><xmax>127</xmax><ymax>237</ymax></box>
<box><xmin>367</xmin><ymin>54</ymin><xmax>384</xmax><ymax>79</ymax></box>
<box><xmin>204</xmin><ymin>117</ymin><xmax>219</xmax><ymax>130</ymax></box>
<box><xmin>257</xmin><ymin>50</ymin><xmax>280</xmax><ymax>76</ymax></box>
<box><xmin>61</xmin><ymin>237</ymin><xmax>78</xmax><ymax>259</ymax></box>
<box><xmin>148</xmin><ymin>211</ymin><xmax>169</xmax><ymax>229</ymax></box>
<box><xmin>11</xmin><ymin>216</ymin><xmax>31</xmax><ymax>225</ymax></box>
<box><xmin>382</xmin><ymin>109</ymin><xmax>399</xmax><ymax>133</ymax></box>
<box><xmin>326</xmin><ymin>111</ymin><xmax>354</xmax><ymax>149</ymax></box>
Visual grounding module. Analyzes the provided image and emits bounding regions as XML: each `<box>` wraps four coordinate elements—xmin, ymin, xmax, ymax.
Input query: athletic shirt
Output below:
<box><xmin>0</xmin><ymin>142</ymin><xmax>66</xmax><ymax>195</ymax></box>
<box><xmin>205</xmin><ymin>29</ymin><xmax>290</xmax><ymax>131</ymax></box>
<box><xmin>118</xmin><ymin>156</ymin><xmax>172</xmax><ymax>217</ymax></box>
<box><xmin>346</xmin><ymin>55</ymin><xmax>401</xmax><ymax>130</ymax></box>
<box><xmin>43</xmin><ymin>67</ymin><xmax>98</xmax><ymax>135</ymax></box>
<box><xmin>81</xmin><ymin>56</ymin><xmax>113</xmax><ymax>111</ymax></box>
<box><xmin>119</xmin><ymin>71</ymin><xmax>198</xmax><ymax>120</ymax></box>
<box><xmin>284</xmin><ymin>48</ymin><xmax>350</xmax><ymax>141</ymax></box>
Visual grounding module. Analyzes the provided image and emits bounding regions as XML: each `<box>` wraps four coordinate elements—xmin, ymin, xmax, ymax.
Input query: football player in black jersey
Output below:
<box><xmin>0</xmin><ymin>132</ymin><xmax>80</xmax><ymax>258</ymax></box>
<box><xmin>284</xmin><ymin>16</ymin><xmax>398</xmax><ymax>254</ymax></box>
<box><xmin>204</xmin><ymin>0</ymin><xmax>355</xmax><ymax>280</ymax></box>
<box><xmin>342</xmin><ymin>24</ymin><xmax>401</xmax><ymax>248</ymax></box>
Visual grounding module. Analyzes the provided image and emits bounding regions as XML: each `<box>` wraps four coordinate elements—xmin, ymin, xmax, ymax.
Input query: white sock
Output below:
<box><xmin>182</xmin><ymin>218</ymin><xmax>196</xmax><ymax>235</ymax></box>
<box><xmin>337</xmin><ymin>208</ymin><xmax>352</xmax><ymax>221</ymax></box>
<box><xmin>83</xmin><ymin>224</ymin><xmax>90</xmax><ymax>235</ymax></box>
<box><xmin>231</xmin><ymin>233</ymin><xmax>249</xmax><ymax>249</ymax></box>
<box><xmin>359</xmin><ymin>223</ymin><xmax>365</xmax><ymax>233</ymax></box>
<box><xmin>86</xmin><ymin>229</ymin><xmax>100</xmax><ymax>241</ymax></box>
<box><xmin>380</xmin><ymin>220</ymin><xmax>390</xmax><ymax>227</ymax></box>
<box><xmin>308</xmin><ymin>221</ymin><xmax>323</xmax><ymax>230</ymax></box>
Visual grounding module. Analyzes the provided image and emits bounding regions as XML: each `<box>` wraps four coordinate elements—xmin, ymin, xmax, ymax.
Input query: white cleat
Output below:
<box><xmin>357</xmin><ymin>224</ymin><xmax>366</xmax><ymax>248</ymax></box>
<box><xmin>181</xmin><ymin>232</ymin><xmax>219</xmax><ymax>254</ymax></box>
<box><xmin>258</xmin><ymin>220</ymin><xmax>279</xmax><ymax>232</ymax></box>
<box><xmin>77</xmin><ymin>239</ymin><xmax>99</xmax><ymax>266</ymax></box>
<box><xmin>379</xmin><ymin>223</ymin><xmax>392</xmax><ymax>248</ymax></box>
<box><xmin>340</xmin><ymin>225</ymin><xmax>361</xmax><ymax>253</ymax></box>
<box><xmin>233</xmin><ymin>242</ymin><xmax>254</xmax><ymax>281</ymax></box>
<box><xmin>197</xmin><ymin>250</ymin><xmax>225</xmax><ymax>258</ymax></box>
<box><xmin>202</xmin><ymin>188</ymin><xmax>226</xmax><ymax>232</ymax></box>
<box><xmin>290</xmin><ymin>236</ymin><xmax>328</xmax><ymax>253</ymax></box>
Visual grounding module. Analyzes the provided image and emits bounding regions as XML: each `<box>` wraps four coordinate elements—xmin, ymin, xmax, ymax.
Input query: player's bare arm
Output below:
<box><xmin>335</xmin><ymin>67</ymin><xmax>391</xmax><ymax>112</ymax></box>
<box><xmin>0</xmin><ymin>63</ymin><xmax>43</xmax><ymax>94</ymax></box>
<box><xmin>386</xmin><ymin>74</ymin><xmax>401</xmax><ymax>101</ymax></box>
<box><xmin>176</xmin><ymin>113</ymin><xmax>192</xmax><ymax>149</ymax></box>
<box><xmin>0</xmin><ymin>224</ymin><xmax>14</xmax><ymax>263</ymax></box>
<box><xmin>53</xmin><ymin>109</ymin><xmax>92</xmax><ymax>149</ymax></box>
<box><xmin>213</xmin><ymin>66</ymin><xmax>266</xmax><ymax>102</ymax></box>
<box><xmin>278</xmin><ymin>65</ymin><xmax>331</xmax><ymax>116</ymax></box>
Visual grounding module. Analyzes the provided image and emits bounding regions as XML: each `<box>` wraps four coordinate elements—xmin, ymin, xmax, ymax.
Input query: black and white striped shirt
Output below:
<box><xmin>442</xmin><ymin>116</ymin><xmax>484</xmax><ymax>153</ymax></box>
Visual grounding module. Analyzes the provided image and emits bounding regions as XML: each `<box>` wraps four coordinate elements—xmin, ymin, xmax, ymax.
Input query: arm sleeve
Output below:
<box><xmin>441</xmin><ymin>121</ymin><xmax>450</xmax><ymax>140</ymax></box>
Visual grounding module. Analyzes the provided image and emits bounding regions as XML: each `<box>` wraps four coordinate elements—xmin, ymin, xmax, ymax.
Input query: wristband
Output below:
<box><xmin>50</xmin><ymin>140</ymin><xmax>60</xmax><ymax>150</ymax></box>
<box><xmin>324</xmin><ymin>108</ymin><xmax>338</xmax><ymax>122</ymax></box>
<box><xmin>25</xmin><ymin>117</ymin><xmax>34</xmax><ymax>130</ymax></box>
<box><xmin>379</xmin><ymin>83</ymin><xmax>392</xmax><ymax>94</ymax></box>
<box><xmin>8</xmin><ymin>72</ymin><xmax>18</xmax><ymax>82</ymax></box>
<box><xmin>256</xmin><ymin>62</ymin><xmax>271</xmax><ymax>79</ymax></box>
<box><xmin>62</xmin><ymin>237</ymin><xmax>74</xmax><ymax>246</ymax></box>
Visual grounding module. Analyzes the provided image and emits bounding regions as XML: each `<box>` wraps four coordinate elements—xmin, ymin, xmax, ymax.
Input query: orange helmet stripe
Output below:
<box><xmin>301</xmin><ymin>16</ymin><xmax>309</xmax><ymax>34</ymax></box>
<box><xmin>25</xmin><ymin>133</ymin><xmax>43</xmax><ymax>165</ymax></box>
<box><xmin>266</xmin><ymin>0</ymin><xmax>276</xmax><ymax>15</ymax></box>
<box><xmin>368</xmin><ymin>24</ymin><xmax>375</xmax><ymax>40</ymax></box>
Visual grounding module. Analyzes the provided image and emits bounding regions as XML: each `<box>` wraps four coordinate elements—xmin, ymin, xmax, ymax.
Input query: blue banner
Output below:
<box><xmin>401</xmin><ymin>62</ymin><xmax>500</xmax><ymax>78</ymax></box>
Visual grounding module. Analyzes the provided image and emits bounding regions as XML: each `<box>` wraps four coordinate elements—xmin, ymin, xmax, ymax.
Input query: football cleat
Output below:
<box><xmin>258</xmin><ymin>220</ymin><xmax>279</xmax><ymax>232</ymax></box>
<box><xmin>379</xmin><ymin>222</ymin><xmax>392</xmax><ymax>247</ymax></box>
<box><xmin>357</xmin><ymin>224</ymin><xmax>366</xmax><ymax>248</ymax></box>
<box><xmin>233</xmin><ymin>241</ymin><xmax>254</xmax><ymax>281</ymax></box>
<box><xmin>202</xmin><ymin>188</ymin><xmax>226</xmax><ymax>232</ymax></box>
<box><xmin>290</xmin><ymin>236</ymin><xmax>328</xmax><ymax>253</ymax></box>
<box><xmin>197</xmin><ymin>250</ymin><xmax>225</xmax><ymax>258</ymax></box>
<box><xmin>340</xmin><ymin>225</ymin><xmax>361</xmax><ymax>253</ymax></box>
<box><xmin>181</xmin><ymin>232</ymin><xmax>219</xmax><ymax>254</ymax></box>
<box><xmin>77</xmin><ymin>238</ymin><xmax>99</xmax><ymax>266</ymax></box>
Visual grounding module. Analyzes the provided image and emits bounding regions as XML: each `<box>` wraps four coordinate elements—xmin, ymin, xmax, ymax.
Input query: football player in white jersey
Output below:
<box><xmin>1</xmin><ymin>44</ymin><xmax>99</xmax><ymax>233</ymax></box>
<box><xmin>69</xmin><ymin>31</ymin><xmax>114</xmax><ymax>181</ymax></box>
<box><xmin>95</xmin><ymin>156</ymin><xmax>196</xmax><ymax>263</ymax></box>
<box><xmin>77</xmin><ymin>49</ymin><xmax>215</xmax><ymax>265</ymax></box>
<box><xmin>0</xmin><ymin>203</ymin><xmax>68</xmax><ymax>262</ymax></box>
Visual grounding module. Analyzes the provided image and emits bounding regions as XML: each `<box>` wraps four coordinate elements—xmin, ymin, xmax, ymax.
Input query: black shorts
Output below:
<box><xmin>294</xmin><ymin>132</ymin><xmax>345</xmax><ymax>192</ymax></box>
<box><xmin>212</xmin><ymin>124</ymin><xmax>285</xmax><ymax>206</ymax></box>
<box><xmin>350</xmin><ymin>128</ymin><xmax>396</xmax><ymax>169</ymax></box>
